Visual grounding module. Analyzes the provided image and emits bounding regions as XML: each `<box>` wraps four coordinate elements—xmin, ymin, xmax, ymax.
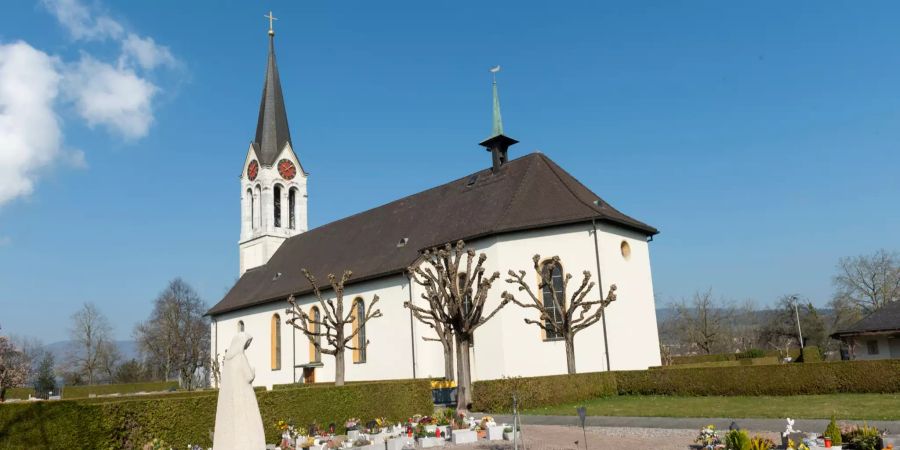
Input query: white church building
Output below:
<box><xmin>207</xmin><ymin>29</ymin><xmax>662</xmax><ymax>389</ymax></box>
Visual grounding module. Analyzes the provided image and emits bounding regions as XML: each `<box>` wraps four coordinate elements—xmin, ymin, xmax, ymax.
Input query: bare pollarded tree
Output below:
<box><xmin>502</xmin><ymin>255</ymin><xmax>617</xmax><ymax>374</ymax></box>
<box><xmin>406</xmin><ymin>241</ymin><xmax>509</xmax><ymax>412</ymax></box>
<box><xmin>406</xmin><ymin>297</ymin><xmax>455</xmax><ymax>381</ymax></box>
<box><xmin>286</xmin><ymin>269</ymin><xmax>382</xmax><ymax>386</ymax></box>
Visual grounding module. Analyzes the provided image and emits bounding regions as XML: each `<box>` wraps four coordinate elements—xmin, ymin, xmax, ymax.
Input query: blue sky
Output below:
<box><xmin>1</xmin><ymin>1</ymin><xmax>898</xmax><ymax>343</ymax></box>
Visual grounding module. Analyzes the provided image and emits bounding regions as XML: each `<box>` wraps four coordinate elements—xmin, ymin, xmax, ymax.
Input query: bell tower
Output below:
<box><xmin>239</xmin><ymin>12</ymin><xmax>307</xmax><ymax>275</ymax></box>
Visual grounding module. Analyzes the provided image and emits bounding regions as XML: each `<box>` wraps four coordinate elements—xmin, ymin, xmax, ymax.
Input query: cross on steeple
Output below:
<box><xmin>265</xmin><ymin>11</ymin><xmax>278</xmax><ymax>36</ymax></box>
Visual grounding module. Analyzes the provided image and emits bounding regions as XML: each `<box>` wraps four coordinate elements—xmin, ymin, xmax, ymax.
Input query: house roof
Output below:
<box><xmin>208</xmin><ymin>152</ymin><xmax>658</xmax><ymax>316</ymax></box>
<box><xmin>253</xmin><ymin>35</ymin><xmax>292</xmax><ymax>167</ymax></box>
<box><xmin>832</xmin><ymin>301</ymin><xmax>900</xmax><ymax>337</ymax></box>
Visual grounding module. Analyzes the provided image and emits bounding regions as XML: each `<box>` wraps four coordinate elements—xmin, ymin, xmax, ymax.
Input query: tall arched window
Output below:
<box><xmin>352</xmin><ymin>298</ymin><xmax>367</xmax><ymax>363</ymax></box>
<box><xmin>254</xmin><ymin>185</ymin><xmax>262</xmax><ymax>229</ymax></box>
<box><xmin>273</xmin><ymin>185</ymin><xmax>282</xmax><ymax>228</ymax></box>
<box><xmin>288</xmin><ymin>188</ymin><xmax>297</xmax><ymax>230</ymax></box>
<box><xmin>309</xmin><ymin>306</ymin><xmax>321</xmax><ymax>362</ymax></box>
<box><xmin>271</xmin><ymin>314</ymin><xmax>281</xmax><ymax>370</ymax></box>
<box><xmin>247</xmin><ymin>189</ymin><xmax>255</xmax><ymax>230</ymax></box>
<box><xmin>238</xmin><ymin>320</ymin><xmax>245</xmax><ymax>332</ymax></box>
<box><xmin>540</xmin><ymin>261</ymin><xmax>565</xmax><ymax>340</ymax></box>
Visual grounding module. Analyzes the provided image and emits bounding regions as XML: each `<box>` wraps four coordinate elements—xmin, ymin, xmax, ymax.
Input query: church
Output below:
<box><xmin>207</xmin><ymin>26</ymin><xmax>662</xmax><ymax>389</ymax></box>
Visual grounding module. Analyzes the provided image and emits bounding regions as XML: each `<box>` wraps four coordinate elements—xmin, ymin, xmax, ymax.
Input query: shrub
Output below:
<box><xmin>736</xmin><ymin>349</ymin><xmax>767</xmax><ymax>359</ymax></box>
<box><xmin>824</xmin><ymin>414</ymin><xmax>842</xmax><ymax>446</ymax></box>
<box><xmin>472</xmin><ymin>372</ymin><xmax>617</xmax><ymax>413</ymax></box>
<box><xmin>616</xmin><ymin>359</ymin><xmax>900</xmax><ymax>396</ymax></box>
<box><xmin>800</xmin><ymin>346</ymin><xmax>822</xmax><ymax>363</ymax></box>
<box><xmin>0</xmin><ymin>379</ymin><xmax>433</xmax><ymax>448</ymax></box>
<box><xmin>61</xmin><ymin>381</ymin><xmax>180</xmax><ymax>399</ymax></box>
<box><xmin>5</xmin><ymin>387</ymin><xmax>35</xmax><ymax>400</ymax></box>
<box><xmin>725</xmin><ymin>429</ymin><xmax>751</xmax><ymax>450</ymax></box>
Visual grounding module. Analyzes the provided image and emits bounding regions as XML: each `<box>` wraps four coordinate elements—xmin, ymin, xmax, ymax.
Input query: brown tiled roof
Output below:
<box><xmin>208</xmin><ymin>152</ymin><xmax>658</xmax><ymax>316</ymax></box>
<box><xmin>832</xmin><ymin>300</ymin><xmax>900</xmax><ymax>337</ymax></box>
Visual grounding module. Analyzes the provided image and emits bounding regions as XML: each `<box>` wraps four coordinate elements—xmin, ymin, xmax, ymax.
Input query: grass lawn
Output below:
<box><xmin>523</xmin><ymin>394</ymin><xmax>900</xmax><ymax>420</ymax></box>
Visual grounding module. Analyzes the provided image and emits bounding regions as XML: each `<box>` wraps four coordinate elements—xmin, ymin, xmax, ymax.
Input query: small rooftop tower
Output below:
<box><xmin>479</xmin><ymin>65</ymin><xmax>518</xmax><ymax>172</ymax></box>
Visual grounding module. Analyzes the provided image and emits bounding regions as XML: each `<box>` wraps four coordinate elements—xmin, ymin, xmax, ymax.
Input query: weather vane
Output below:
<box><xmin>265</xmin><ymin>11</ymin><xmax>278</xmax><ymax>36</ymax></box>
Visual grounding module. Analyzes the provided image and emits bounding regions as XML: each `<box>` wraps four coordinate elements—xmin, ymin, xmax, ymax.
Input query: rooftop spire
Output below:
<box><xmin>253</xmin><ymin>14</ymin><xmax>292</xmax><ymax>166</ymax></box>
<box><xmin>479</xmin><ymin>65</ymin><xmax>517</xmax><ymax>172</ymax></box>
<box><xmin>491</xmin><ymin>65</ymin><xmax>503</xmax><ymax>137</ymax></box>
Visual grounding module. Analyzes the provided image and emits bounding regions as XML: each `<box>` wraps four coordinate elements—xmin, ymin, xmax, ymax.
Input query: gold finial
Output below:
<box><xmin>265</xmin><ymin>11</ymin><xmax>278</xmax><ymax>36</ymax></box>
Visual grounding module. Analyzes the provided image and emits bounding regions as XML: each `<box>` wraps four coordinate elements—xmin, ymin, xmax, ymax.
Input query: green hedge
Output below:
<box><xmin>472</xmin><ymin>372</ymin><xmax>617</xmax><ymax>413</ymax></box>
<box><xmin>800</xmin><ymin>346</ymin><xmax>823</xmax><ymax>363</ymax></box>
<box><xmin>670</xmin><ymin>349</ymin><xmax>800</xmax><ymax>365</ymax></box>
<box><xmin>615</xmin><ymin>360</ymin><xmax>900</xmax><ymax>396</ymax></box>
<box><xmin>652</xmin><ymin>356</ymin><xmax>780</xmax><ymax>370</ymax></box>
<box><xmin>61</xmin><ymin>381</ymin><xmax>179</xmax><ymax>399</ymax></box>
<box><xmin>0</xmin><ymin>379</ymin><xmax>433</xmax><ymax>449</ymax></box>
<box><xmin>4</xmin><ymin>387</ymin><xmax>35</xmax><ymax>400</ymax></box>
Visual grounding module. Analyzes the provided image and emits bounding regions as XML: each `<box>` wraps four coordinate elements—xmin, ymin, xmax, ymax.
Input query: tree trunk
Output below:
<box><xmin>0</xmin><ymin>387</ymin><xmax>6</xmax><ymax>403</ymax></box>
<box><xmin>443</xmin><ymin>338</ymin><xmax>455</xmax><ymax>381</ymax></box>
<box><xmin>564</xmin><ymin>333</ymin><xmax>576</xmax><ymax>374</ymax></box>
<box><xmin>335</xmin><ymin>348</ymin><xmax>346</xmax><ymax>386</ymax></box>
<box><xmin>454</xmin><ymin>333</ymin><xmax>473</xmax><ymax>412</ymax></box>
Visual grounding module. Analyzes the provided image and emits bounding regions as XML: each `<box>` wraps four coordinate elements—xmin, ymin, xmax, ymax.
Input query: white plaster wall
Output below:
<box><xmin>216</xmin><ymin>222</ymin><xmax>661</xmax><ymax>387</ymax></box>
<box><xmin>848</xmin><ymin>335</ymin><xmax>898</xmax><ymax>360</ymax></box>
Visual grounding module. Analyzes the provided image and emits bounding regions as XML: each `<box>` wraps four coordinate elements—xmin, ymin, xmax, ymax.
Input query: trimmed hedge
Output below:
<box><xmin>4</xmin><ymin>387</ymin><xmax>35</xmax><ymax>400</ymax></box>
<box><xmin>615</xmin><ymin>359</ymin><xmax>900</xmax><ymax>396</ymax></box>
<box><xmin>62</xmin><ymin>381</ymin><xmax>179</xmax><ymax>399</ymax></box>
<box><xmin>800</xmin><ymin>346</ymin><xmax>823</xmax><ymax>363</ymax></box>
<box><xmin>0</xmin><ymin>379</ymin><xmax>433</xmax><ymax>449</ymax></box>
<box><xmin>472</xmin><ymin>372</ymin><xmax>617</xmax><ymax>413</ymax></box>
<box><xmin>652</xmin><ymin>356</ymin><xmax>779</xmax><ymax>370</ymax></box>
<box><xmin>671</xmin><ymin>349</ymin><xmax>800</xmax><ymax>365</ymax></box>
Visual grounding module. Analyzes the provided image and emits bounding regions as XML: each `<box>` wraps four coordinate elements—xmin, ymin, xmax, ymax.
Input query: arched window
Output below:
<box><xmin>247</xmin><ymin>189</ymin><xmax>255</xmax><ymax>230</ymax></box>
<box><xmin>309</xmin><ymin>306</ymin><xmax>321</xmax><ymax>362</ymax></box>
<box><xmin>540</xmin><ymin>261</ymin><xmax>565</xmax><ymax>340</ymax></box>
<box><xmin>288</xmin><ymin>188</ymin><xmax>297</xmax><ymax>230</ymax></box>
<box><xmin>271</xmin><ymin>314</ymin><xmax>282</xmax><ymax>370</ymax></box>
<box><xmin>238</xmin><ymin>320</ymin><xmax>245</xmax><ymax>332</ymax></box>
<box><xmin>352</xmin><ymin>298</ymin><xmax>367</xmax><ymax>363</ymax></box>
<box><xmin>254</xmin><ymin>185</ymin><xmax>262</xmax><ymax>229</ymax></box>
<box><xmin>273</xmin><ymin>185</ymin><xmax>282</xmax><ymax>228</ymax></box>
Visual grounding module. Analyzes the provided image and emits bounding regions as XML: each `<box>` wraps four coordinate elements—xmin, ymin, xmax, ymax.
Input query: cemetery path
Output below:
<box><xmin>460</xmin><ymin>425</ymin><xmax>775</xmax><ymax>450</ymax></box>
<box><xmin>487</xmin><ymin>415</ymin><xmax>900</xmax><ymax>433</ymax></box>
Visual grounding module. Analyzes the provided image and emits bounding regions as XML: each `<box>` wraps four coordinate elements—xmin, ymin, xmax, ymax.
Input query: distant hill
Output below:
<box><xmin>45</xmin><ymin>340</ymin><xmax>139</xmax><ymax>362</ymax></box>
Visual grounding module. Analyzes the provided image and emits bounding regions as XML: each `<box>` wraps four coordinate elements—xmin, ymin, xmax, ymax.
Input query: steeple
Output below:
<box><xmin>253</xmin><ymin>22</ymin><xmax>292</xmax><ymax>166</ymax></box>
<box><xmin>479</xmin><ymin>65</ymin><xmax>518</xmax><ymax>172</ymax></box>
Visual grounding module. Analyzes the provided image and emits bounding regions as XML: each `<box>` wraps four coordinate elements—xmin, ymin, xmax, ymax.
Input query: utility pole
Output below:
<box><xmin>791</xmin><ymin>295</ymin><xmax>804</xmax><ymax>349</ymax></box>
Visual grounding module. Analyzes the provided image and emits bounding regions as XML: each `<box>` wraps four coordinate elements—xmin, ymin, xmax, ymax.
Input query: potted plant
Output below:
<box><xmin>451</xmin><ymin>413</ymin><xmax>478</xmax><ymax>444</ymax></box>
<box><xmin>346</xmin><ymin>418</ymin><xmax>361</xmax><ymax>440</ymax></box>
<box><xmin>503</xmin><ymin>425</ymin><xmax>520</xmax><ymax>441</ymax></box>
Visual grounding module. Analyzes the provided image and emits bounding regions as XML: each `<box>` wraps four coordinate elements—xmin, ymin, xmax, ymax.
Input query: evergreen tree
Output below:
<box><xmin>33</xmin><ymin>352</ymin><xmax>56</xmax><ymax>399</ymax></box>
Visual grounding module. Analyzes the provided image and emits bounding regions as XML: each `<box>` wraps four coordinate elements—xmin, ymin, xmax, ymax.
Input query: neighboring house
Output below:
<box><xmin>831</xmin><ymin>301</ymin><xmax>900</xmax><ymax>360</ymax></box>
<box><xmin>207</xmin><ymin>28</ymin><xmax>663</xmax><ymax>389</ymax></box>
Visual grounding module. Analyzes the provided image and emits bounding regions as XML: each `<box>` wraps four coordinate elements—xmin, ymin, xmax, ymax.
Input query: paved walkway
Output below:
<box><xmin>486</xmin><ymin>415</ymin><xmax>900</xmax><ymax>433</ymax></box>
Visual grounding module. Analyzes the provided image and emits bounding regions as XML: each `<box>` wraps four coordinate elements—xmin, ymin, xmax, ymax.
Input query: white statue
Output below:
<box><xmin>213</xmin><ymin>332</ymin><xmax>266</xmax><ymax>450</ymax></box>
<box><xmin>783</xmin><ymin>418</ymin><xmax>796</xmax><ymax>436</ymax></box>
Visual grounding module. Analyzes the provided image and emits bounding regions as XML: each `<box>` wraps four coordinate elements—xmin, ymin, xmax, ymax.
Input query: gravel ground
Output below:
<box><xmin>455</xmin><ymin>425</ymin><xmax>781</xmax><ymax>450</ymax></box>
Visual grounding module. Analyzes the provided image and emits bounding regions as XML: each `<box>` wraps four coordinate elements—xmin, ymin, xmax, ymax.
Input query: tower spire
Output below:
<box><xmin>479</xmin><ymin>65</ymin><xmax>517</xmax><ymax>172</ymax></box>
<box><xmin>253</xmin><ymin>14</ymin><xmax>292</xmax><ymax>166</ymax></box>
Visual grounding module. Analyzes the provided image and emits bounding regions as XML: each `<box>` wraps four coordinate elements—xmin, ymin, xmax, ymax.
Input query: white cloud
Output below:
<box><xmin>0</xmin><ymin>42</ymin><xmax>62</xmax><ymax>206</ymax></box>
<box><xmin>120</xmin><ymin>33</ymin><xmax>176</xmax><ymax>70</ymax></box>
<box><xmin>64</xmin><ymin>55</ymin><xmax>158</xmax><ymax>139</ymax></box>
<box><xmin>41</xmin><ymin>0</ymin><xmax>123</xmax><ymax>41</ymax></box>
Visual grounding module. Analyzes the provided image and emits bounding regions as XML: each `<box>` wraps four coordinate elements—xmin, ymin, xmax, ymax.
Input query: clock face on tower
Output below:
<box><xmin>278</xmin><ymin>159</ymin><xmax>297</xmax><ymax>180</ymax></box>
<box><xmin>247</xmin><ymin>160</ymin><xmax>259</xmax><ymax>181</ymax></box>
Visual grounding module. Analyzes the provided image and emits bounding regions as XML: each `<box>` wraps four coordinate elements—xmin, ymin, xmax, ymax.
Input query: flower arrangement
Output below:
<box><xmin>724</xmin><ymin>429</ymin><xmax>750</xmax><ymax>450</ymax></box>
<box><xmin>352</xmin><ymin>438</ymin><xmax>372</xmax><ymax>447</ymax></box>
<box><xmin>346</xmin><ymin>418</ymin><xmax>361</xmax><ymax>431</ymax></box>
<box><xmin>435</xmin><ymin>409</ymin><xmax>453</xmax><ymax>426</ymax></box>
<box><xmin>696</xmin><ymin>425</ymin><xmax>721</xmax><ymax>448</ymax></box>
<box><xmin>749</xmin><ymin>436</ymin><xmax>775</xmax><ymax>450</ymax></box>
<box><xmin>298</xmin><ymin>436</ymin><xmax>316</xmax><ymax>449</ymax></box>
<box><xmin>480</xmin><ymin>416</ymin><xmax>497</xmax><ymax>429</ymax></box>
<box><xmin>418</xmin><ymin>416</ymin><xmax>435</xmax><ymax>425</ymax></box>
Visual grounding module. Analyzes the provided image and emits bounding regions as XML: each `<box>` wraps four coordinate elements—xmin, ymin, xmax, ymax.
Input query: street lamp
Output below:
<box><xmin>790</xmin><ymin>295</ymin><xmax>804</xmax><ymax>349</ymax></box>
